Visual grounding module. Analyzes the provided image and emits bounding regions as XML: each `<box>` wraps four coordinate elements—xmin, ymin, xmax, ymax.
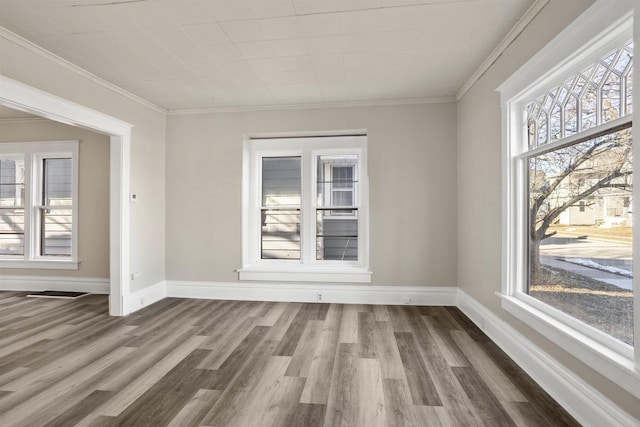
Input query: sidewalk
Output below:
<box><xmin>541</xmin><ymin>255</ymin><xmax>632</xmax><ymax>290</ymax></box>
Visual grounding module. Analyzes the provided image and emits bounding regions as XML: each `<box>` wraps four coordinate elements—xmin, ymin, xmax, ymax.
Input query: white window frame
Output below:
<box><xmin>240</xmin><ymin>135</ymin><xmax>371</xmax><ymax>283</ymax></box>
<box><xmin>499</xmin><ymin>0</ymin><xmax>640</xmax><ymax>399</ymax></box>
<box><xmin>0</xmin><ymin>141</ymin><xmax>79</xmax><ymax>270</ymax></box>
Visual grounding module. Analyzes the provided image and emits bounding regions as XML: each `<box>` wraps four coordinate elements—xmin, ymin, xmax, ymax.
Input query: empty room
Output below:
<box><xmin>0</xmin><ymin>0</ymin><xmax>638</xmax><ymax>425</ymax></box>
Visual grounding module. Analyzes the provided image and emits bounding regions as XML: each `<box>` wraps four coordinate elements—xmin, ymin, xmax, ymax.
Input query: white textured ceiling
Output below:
<box><xmin>0</xmin><ymin>0</ymin><xmax>535</xmax><ymax>111</ymax></box>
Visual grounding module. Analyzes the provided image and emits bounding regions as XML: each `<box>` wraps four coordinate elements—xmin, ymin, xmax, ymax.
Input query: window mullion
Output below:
<box><xmin>24</xmin><ymin>153</ymin><xmax>35</xmax><ymax>260</ymax></box>
<box><xmin>301</xmin><ymin>150</ymin><xmax>315</xmax><ymax>265</ymax></box>
<box><xmin>32</xmin><ymin>154</ymin><xmax>42</xmax><ymax>259</ymax></box>
<box><xmin>252</xmin><ymin>152</ymin><xmax>262</xmax><ymax>264</ymax></box>
<box><xmin>517</xmin><ymin>116</ymin><xmax>632</xmax><ymax>160</ymax></box>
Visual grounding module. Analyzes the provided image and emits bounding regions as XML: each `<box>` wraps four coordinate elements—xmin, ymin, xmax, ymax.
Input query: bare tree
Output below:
<box><xmin>528</xmin><ymin>126</ymin><xmax>633</xmax><ymax>287</ymax></box>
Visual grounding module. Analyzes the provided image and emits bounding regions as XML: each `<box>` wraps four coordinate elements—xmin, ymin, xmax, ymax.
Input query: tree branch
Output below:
<box><xmin>540</xmin><ymin>169</ymin><xmax>632</xmax><ymax>232</ymax></box>
<box><xmin>531</xmin><ymin>135</ymin><xmax>629</xmax><ymax>212</ymax></box>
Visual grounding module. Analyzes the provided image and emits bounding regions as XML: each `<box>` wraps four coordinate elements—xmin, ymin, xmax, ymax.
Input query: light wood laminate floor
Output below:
<box><xmin>0</xmin><ymin>292</ymin><xmax>579</xmax><ymax>427</ymax></box>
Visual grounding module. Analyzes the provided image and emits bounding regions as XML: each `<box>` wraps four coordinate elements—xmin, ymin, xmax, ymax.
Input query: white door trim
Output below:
<box><xmin>0</xmin><ymin>75</ymin><xmax>133</xmax><ymax>316</ymax></box>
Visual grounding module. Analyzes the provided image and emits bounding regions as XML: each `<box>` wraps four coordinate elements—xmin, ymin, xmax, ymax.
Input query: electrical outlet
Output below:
<box><xmin>317</xmin><ymin>292</ymin><xmax>323</xmax><ymax>302</ymax></box>
<box><xmin>403</xmin><ymin>297</ymin><xmax>411</xmax><ymax>305</ymax></box>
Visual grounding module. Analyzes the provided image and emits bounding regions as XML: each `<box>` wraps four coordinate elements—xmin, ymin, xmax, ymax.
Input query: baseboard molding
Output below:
<box><xmin>0</xmin><ymin>275</ymin><xmax>109</xmax><ymax>294</ymax></box>
<box><xmin>124</xmin><ymin>281</ymin><xmax>167</xmax><ymax>315</ymax></box>
<box><xmin>165</xmin><ymin>280</ymin><xmax>458</xmax><ymax>306</ymax></box>
<box><xmin>456</xmin><ymin>289</ymin><xmax>638</xmax><ymax>427</ymax></box>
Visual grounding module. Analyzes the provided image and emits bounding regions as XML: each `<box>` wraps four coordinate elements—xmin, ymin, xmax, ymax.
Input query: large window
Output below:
<box><xmin>0</xmin><ymin>141</ymin><xmax>78</xmax><ymax>269</ymax></box>
<box><xmin>241</xmin><ymin>135</ymin><xmax>370</xmax><ymax>282</ymax></box>
<box><xmin>500</xmin><ymin>1</ymin><xmax>639</xmax><ymax>400</ymax></box>
<box><xmin>525</xmin><ymin>41</ymin><xmax>634</xmax><ymax>345</ymax></box>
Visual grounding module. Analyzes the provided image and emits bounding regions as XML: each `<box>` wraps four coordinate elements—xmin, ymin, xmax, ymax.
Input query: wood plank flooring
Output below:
<box><xmin>0</xmin><ymin>292</ymin><xmax>580</xmax><ymax>426</ymax></box>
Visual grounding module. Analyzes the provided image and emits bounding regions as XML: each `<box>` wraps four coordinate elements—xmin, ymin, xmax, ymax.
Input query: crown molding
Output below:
<box><xmin>456</xmin><ymin>0</ymin><xmax>550</xmax><ymax>101</ymax></box>
<box><xmin>0</xmin><ymin>26</ymin><xmax>167</xmax><ymax>115</ymax></box>
<box><xmin>167</xmin><ymin>96</ymin><xmax>456</xmax><ymax>115</ymax></box>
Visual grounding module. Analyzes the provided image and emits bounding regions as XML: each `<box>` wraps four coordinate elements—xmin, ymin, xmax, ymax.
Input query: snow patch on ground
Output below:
<box><xmin>562</xmin><ymin>258</ymin><xmax>633</xmax><ymax>278</ymax></box>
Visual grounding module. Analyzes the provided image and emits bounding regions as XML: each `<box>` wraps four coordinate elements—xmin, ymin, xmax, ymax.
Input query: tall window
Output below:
<box><xmin>524</xmin><ymin>41</ymin><xmax>634</xmax><ymax>345</ymax></box>
<box><xmin>500</xmin><ymin>1</ymin><xmax>638</xmax><ymax>400</ymax></box>
<box><xmin>0</xmin><ymin>141</ymin><xmax>78</xmax><ymax>269</ymax></box>
<box><xmin>241</xmin><ymin>135</ymin><xmax>370</xmax><ymax>282</ymax></box>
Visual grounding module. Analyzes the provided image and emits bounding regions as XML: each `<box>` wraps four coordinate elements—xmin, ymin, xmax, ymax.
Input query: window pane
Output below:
<box><xmin>41</xmin><ymin>158</ymin><xmax>73</xmax><ymax>257</ymax></box>
<box><xmin>261</xmin><ymin>209</ymin><xmax>300</xmax><ymax>259</ymax></box>
<box><xmin>316</xmin><ymin>209</ymin><xmax>358</xmax><ymax>261</ymax></box>
<box><xmin>316</xmin><ymin>154</ymin><xmax>358</xmax><ymax>207</ymax></box>
<box><xmin>549</xmin><ymin>105</ymin><xmax>562</xmax><ymax>142</ymax></box>
<box><xmin>332</xmin><ymin>166</ymin><xmax>353</xmax><ymax>189</ymax></box>
<box><xmin>564</xmin><ymin>95</ymin><xmax>578</xmax><ymax>137</ymax></box>
<box><xmin>262</xmin><ymin>157</ymin><xmax>301</xmax><ymax>207</ymax></box>
<box><xmin>601</xmin><ymin>72</ymin><xmax>621</xmax><ymax>122</ymax></box>
<box><xmin>332</xmin><ymin>191</ymin><xmax>353</xmax><ymax>207</ymax></box>
<box><xmin>528</xmin><ymin>127</ymin><xmax>633</xmax><ymax>345</ymax></box>
<box><xmin>43</xmin><ymin>158</ymin><xmax>72</xmax><ymax>206</ymax></box>
<box><xmin>261</xmin><ymin>156</ymin><xmax>301</xmax><ymax>259</ymax></box>
<box><xmin>581</xmin><ymin>84</ymin><xmax>597</xmax><ymax>130</ymax></box>
<box><xmin>0</xmin><ymin>158</ymin><xmax>25</xmax><ymax>207</ymax></box>
<box><xmin>0</xmin><ymin>208</ymin><xmax>24</xmax><ymax>255</ymax></box>
<box><xmin>537</xmin><ymin>113</ymin><xmax>548</xmax><ymax>145</ymax></box>
<box><xmin>0</xmin><ymin>159</ymin><xmax>25</xmax><ymax>256</ymax></box>
<box><xmin>626</xmin><ymin>70</ymin><xmax>633</xmax><ymax>115</ymax></box>
<box><xmin>614</xmin><ymin>48</ymin><xmax>632</xmax><ymax>74</ymax></box>
<box><xmin>41</xmin><ymin>208</ymin><xmax>72</xmax><ymax>256</ymax></box>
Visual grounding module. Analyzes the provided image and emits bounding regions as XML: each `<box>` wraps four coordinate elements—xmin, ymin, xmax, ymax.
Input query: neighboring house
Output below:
<box><xmin>559</xmin><ymin>192</ymin><xmax>632</xmax><ymax>227</ymax></box>
<box><xmin>530</xmin><ymin>143</ymin><xmax>632</xmax><ymax>229</ymax></box>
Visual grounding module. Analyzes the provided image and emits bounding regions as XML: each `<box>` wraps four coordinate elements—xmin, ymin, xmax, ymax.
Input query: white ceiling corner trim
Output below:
<box><xmin>167</xmin><ymin>96</ymin><xmax>456</xmax><ymax>115</ymax></box>
<box><xmin>455</xmin><ymin>0</ymin><xmax>550</xmax><ymax>102</ymax></box>
<box><xmin>0</xmin><ymin>26</ymin><xmax>167</xmax><ymax>115</ymax></box>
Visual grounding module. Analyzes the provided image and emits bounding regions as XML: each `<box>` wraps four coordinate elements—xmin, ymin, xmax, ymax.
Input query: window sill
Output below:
<box><xmin>499</xmin><ymin>293</ymin><xmax>640</xmax><ymax>399</ymax></box>
<box><xmin>0</xmin><ymin>259</ymin><xmax>79</xmax><ymax>270</ymax></box>
<box><xmin>238</xmin><ymin>266</ymin><xmax>372</xmax><ymax>283</ymax></box>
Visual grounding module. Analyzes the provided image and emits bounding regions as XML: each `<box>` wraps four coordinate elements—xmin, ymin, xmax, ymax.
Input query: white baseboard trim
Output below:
<box><xmin>0</xmin><ymin>275</ymin><xmax>109</xmax><ymax>294</ymax></box>
<box><xmin>165</xmin><ymin>280</ymin><xmax>458</xmax><ymax>306</ymax></box>
<box><xmin>457</xmin><ymin>289</ymin><xmax>638</xmax><ymax>427</ymax></box>
<box><xmin>123</xmin><ymin>281</ymin><xmax>167</xmax><ymax>315</ymax></box>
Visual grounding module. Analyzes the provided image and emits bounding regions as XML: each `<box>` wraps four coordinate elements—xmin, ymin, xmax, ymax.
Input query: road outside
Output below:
<box><xmin>540</xmin><ymin>235</ymin><xmax>632</xmax><ymax>290</ymax></box>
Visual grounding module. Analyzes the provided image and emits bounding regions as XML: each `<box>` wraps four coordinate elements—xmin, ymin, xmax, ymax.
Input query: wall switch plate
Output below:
<box><xmin>130</xmin><ymin>193</ymin><xmax>137</xmax><ymax>203</ymax></box>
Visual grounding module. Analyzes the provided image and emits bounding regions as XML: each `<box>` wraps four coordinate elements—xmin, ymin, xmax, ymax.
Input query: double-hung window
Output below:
<box><xmin>0</xmin><ymin>141</ymin><xmax>79</xmax><ymax>269</ymax></box>
<box><xmin>499</xmin><ymin>0</ymin><xmax>639</xmax><ymax>399</ymax></box>
<box><xmin>240</xmin><ymin>135</ymin><xmax>370</xmax><ymax>282</ymax></box>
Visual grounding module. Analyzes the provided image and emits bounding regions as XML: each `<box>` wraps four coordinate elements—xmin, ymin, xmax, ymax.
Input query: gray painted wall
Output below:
<box><xmin>0</xmin><ymin>119</ymin><xmax>110</xmax><ymax>279</ymax></box>
<box><xmin>166</xmin><ymin>103</ymin><xmax>458</xmax><ymax>286</ymax></box>
<box><xmin>457</xmin><ymin>0</ymin><xmax>640</xmax><ymax>419</ymax></box>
